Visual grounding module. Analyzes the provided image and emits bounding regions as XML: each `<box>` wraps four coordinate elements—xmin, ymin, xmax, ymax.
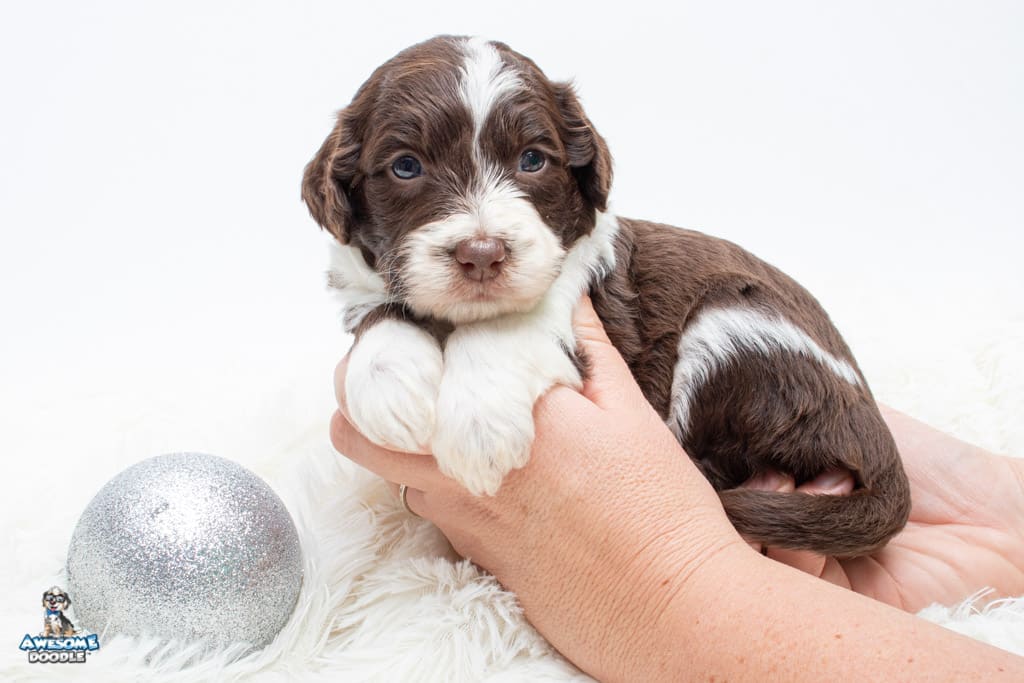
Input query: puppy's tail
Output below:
<box><xmin>719</xmin><ymin>457</ymin><xmax>911</xmax><ymax>558</ymax></box>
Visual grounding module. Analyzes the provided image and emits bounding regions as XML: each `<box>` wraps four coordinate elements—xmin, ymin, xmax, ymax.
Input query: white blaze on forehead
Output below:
<box><xmin>459</xmin><ymin>37</ymin><xmax>521</xmax><ymax>148</ymax></box>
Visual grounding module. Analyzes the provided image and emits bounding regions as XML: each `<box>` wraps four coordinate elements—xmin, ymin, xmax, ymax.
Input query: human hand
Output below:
<box><xmin>746</xmin><ymin>407</ymin><xmax>1024</xmax><ymax>611</ymax></box>
<box><xmin>330</xmin><ymin>297</ymin><xmax>750</xmax><ymax>680</ymax></box>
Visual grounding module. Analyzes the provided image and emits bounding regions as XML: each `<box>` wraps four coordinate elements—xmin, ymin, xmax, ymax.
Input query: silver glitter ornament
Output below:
<box><xmin>66</xmin><ymin>453</ymin><xmax>303</xmax><ymax>650</ymax></box>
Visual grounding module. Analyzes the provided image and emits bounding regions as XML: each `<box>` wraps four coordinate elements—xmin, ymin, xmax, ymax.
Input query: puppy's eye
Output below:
<box><xmin>392</xmin><ymin>156</ymin><xmax>423</xmax><ymax>179</ymax></box>
<box><xmin>519</xmin><ymin>149</ymin><xmax>545</xmax><ymax>173</ymax></box>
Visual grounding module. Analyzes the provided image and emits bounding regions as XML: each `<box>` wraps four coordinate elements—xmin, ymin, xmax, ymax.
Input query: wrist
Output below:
<box><xmin>585</xmin><ymin>507</ymin><xmax>749</xmax><ymax>682</ymax></box>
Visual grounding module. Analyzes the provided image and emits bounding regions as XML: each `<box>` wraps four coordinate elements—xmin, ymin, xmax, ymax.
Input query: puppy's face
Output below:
<box><xmin>42</xmin><ymin>588</ymin><xmax>69</xmax><ymax>614</ymax></box>
<box><xmin>303</xmin><ymin>36</ymin><xmax>612</xmax><ymax>323</ymax></box>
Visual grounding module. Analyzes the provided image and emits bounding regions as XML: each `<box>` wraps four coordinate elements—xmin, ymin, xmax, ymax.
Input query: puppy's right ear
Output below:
<box><xmin>301</xmin><ymin>110</ymin><xmax>361</xmax><ymax>243</ymax></box>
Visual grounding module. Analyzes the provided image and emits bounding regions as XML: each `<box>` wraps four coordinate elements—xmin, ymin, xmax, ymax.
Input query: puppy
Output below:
<box><xmin>303</xmin><ymin>36</ymin><xmax>911</xmax><ymax>556</ymax></box>
<box><xmin>41</xmin><ymin>586</ymin><xmax>76</xmax><ymax>638</ymax></box>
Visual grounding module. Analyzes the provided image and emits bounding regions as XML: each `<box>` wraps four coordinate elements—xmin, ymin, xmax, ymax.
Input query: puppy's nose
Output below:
<box><xmin>454</xmin><ymin>237</ymin><xmax>506</xmax><ymax>282</ymax></box>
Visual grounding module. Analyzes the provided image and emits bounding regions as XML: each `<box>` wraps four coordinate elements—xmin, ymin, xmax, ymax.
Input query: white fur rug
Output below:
<box><xmin>1</xmin><ymin>285</ymin><xmax>1022</xmax><ymax>681</ymax></box>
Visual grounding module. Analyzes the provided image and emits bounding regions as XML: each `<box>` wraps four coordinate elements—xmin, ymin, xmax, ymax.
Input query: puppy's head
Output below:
<box><xmin>42</xmin><ymin>587</ymin><xmax>70</xmax><ymax>613</ymax></box>
<box><xmin>302</xmin><ymin>36</ymin><xmax>612</xmax><ymax>323</ymax></box>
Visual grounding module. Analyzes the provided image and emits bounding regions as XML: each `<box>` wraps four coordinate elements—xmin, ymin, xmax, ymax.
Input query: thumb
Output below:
<box><xmin>572</xmin><ymin>295</ymin><xmax>647</xmax><ymax>410</ymax></box>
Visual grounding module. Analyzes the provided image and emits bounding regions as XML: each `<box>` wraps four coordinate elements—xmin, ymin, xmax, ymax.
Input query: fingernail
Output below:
<box><xmin>746</xmin><ymin>470</ymin><xmax>789</xmax><ymax>491</ymax></box>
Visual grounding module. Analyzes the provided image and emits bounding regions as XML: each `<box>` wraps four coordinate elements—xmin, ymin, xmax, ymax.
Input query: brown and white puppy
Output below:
<box><xmin>302</xmin><ymin>35</ymin><xmax>911</xmax><ymax>556</ymax></box>
<box><xmin>41</xmin><ymin>586</ymin><xmax>76</xmax><ymax>638</ymax></box>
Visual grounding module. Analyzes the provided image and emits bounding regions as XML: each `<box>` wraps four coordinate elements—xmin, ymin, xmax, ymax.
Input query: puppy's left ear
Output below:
<box><xmin>554</xmin><ymin>82</ymin><xmax>613</xmax><ymax>212</ymax></box>
<box><xmin>63</xmin><ymin>593</ymin><xmax>71</xmax><ymax>608</ymax></box>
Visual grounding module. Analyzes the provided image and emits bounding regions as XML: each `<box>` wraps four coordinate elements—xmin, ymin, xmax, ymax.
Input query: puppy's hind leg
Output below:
<box><xmin>664</xmin><ymin>286</ymin><xmax>910</xmax><ymax>556</ymax></box>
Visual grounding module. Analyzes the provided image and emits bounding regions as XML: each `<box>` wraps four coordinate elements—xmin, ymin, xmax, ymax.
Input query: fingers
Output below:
<box><xmin>385</xmin><ymin>480</ymin><xmax>428</xmax><ymax>519</ymax></box>
<box><xmin>764</xmin><ymin>469</ymin><xmax>854</xmax><ymax>580</ymax></box>
<box><xmin>329</xmin><ymin>410</ymin><xmax>440</xmax><ymax>490</ymax></box>
<box><xmin>742</xmin><ymin>470</ymin><xmax>795</xmax><ymax>493</ymax></box>
<box><xmin>739</xmin><ymin>468</ymin><xmax>854</xmax><ymax>497</ymax></box>
<box><xmin>334</xmin><ymin>355</ymin><xmax>351</xmax><ymax>420</ymax></box>
<box><xmin>403</xmin><ymin>485</ymin><xmax>426</xmax><ymax>518</ymax></box>
<box><xmin>740</xmin><ymin>471</ymin><xmax>795</xmax><ymax>551</ymax></box>
<box><xmin>766</xmin><ymin>546</ymin><xmax>852</xmax><ymax>589</ymax></box>
<box><xmin>740</xmin><ymin>468</ymin><xmax>854</xmax><ymax>582</ymax></box>
<box><xmin>765</xmin><ymin>545</ymin><xmax>828</xmax><ymax>577</ymax></box>
<box><xmin>799</xmin><ymin>469</ymin><xmax>855</xmax><ymax>496</ymax></box>
<box><xmin>571</xmin><ymin>295</ymin><xmax>645</xmax><ymax>410</ymax></box>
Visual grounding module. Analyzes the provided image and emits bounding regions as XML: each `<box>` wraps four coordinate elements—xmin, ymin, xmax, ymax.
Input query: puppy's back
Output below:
<box><xmin>592</xmin><ymin>218</ymin><xmax>910</xmax><ymax>556</ymax></box>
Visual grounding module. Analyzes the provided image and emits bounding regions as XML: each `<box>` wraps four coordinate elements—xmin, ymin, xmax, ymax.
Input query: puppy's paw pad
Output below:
<box><xmin>345</xmin><ymin>321</ymin><xmax>442</xmax><ymax>452</ymax></box>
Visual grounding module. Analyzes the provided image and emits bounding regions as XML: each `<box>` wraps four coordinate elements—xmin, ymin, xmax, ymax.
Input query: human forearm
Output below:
<box><xmin>632</xmin><ymin>544</ymin><xmax>1024</xmax><ymax>683</ymax></box>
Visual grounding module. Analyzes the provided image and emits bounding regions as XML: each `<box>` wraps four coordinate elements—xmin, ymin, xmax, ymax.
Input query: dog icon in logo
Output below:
<box><xmin>40</xmin><ymin>586</ymin><xmax>76</xmax><ymax>638</ymax></box>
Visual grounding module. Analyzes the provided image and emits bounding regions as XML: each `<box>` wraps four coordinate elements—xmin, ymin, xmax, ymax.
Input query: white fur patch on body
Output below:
<box><xmin>344</xmin><ymin>320</ymin><xmax>443</xmax><ymax>453</ymax></box>
<box><xmin>432</xmin><ymin>212</ymin><xmax>618</xmax><ymax>494</ymax></box>
<box><xmin>668</xmin><ymin>307</ymin><xmax>862</xmax><ymax>440</ymax></box>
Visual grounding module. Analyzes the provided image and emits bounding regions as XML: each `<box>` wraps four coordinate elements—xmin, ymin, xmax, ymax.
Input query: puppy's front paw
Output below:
<box><xmin>344</xmin><ymin>320</ymin><xmax>442</xmax><ymax>452</ymax></box>
<box><xmin>432</xmin><ymin>384</ymin><xmax>535</xmax><ymax>495</ymax></box>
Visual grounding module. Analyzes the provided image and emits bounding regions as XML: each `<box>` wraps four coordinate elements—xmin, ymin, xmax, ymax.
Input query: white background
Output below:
<box><xmin>1</xmin><ymin>0</ymin><xmax>1022</xmax><ymax>439</ymax></box>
